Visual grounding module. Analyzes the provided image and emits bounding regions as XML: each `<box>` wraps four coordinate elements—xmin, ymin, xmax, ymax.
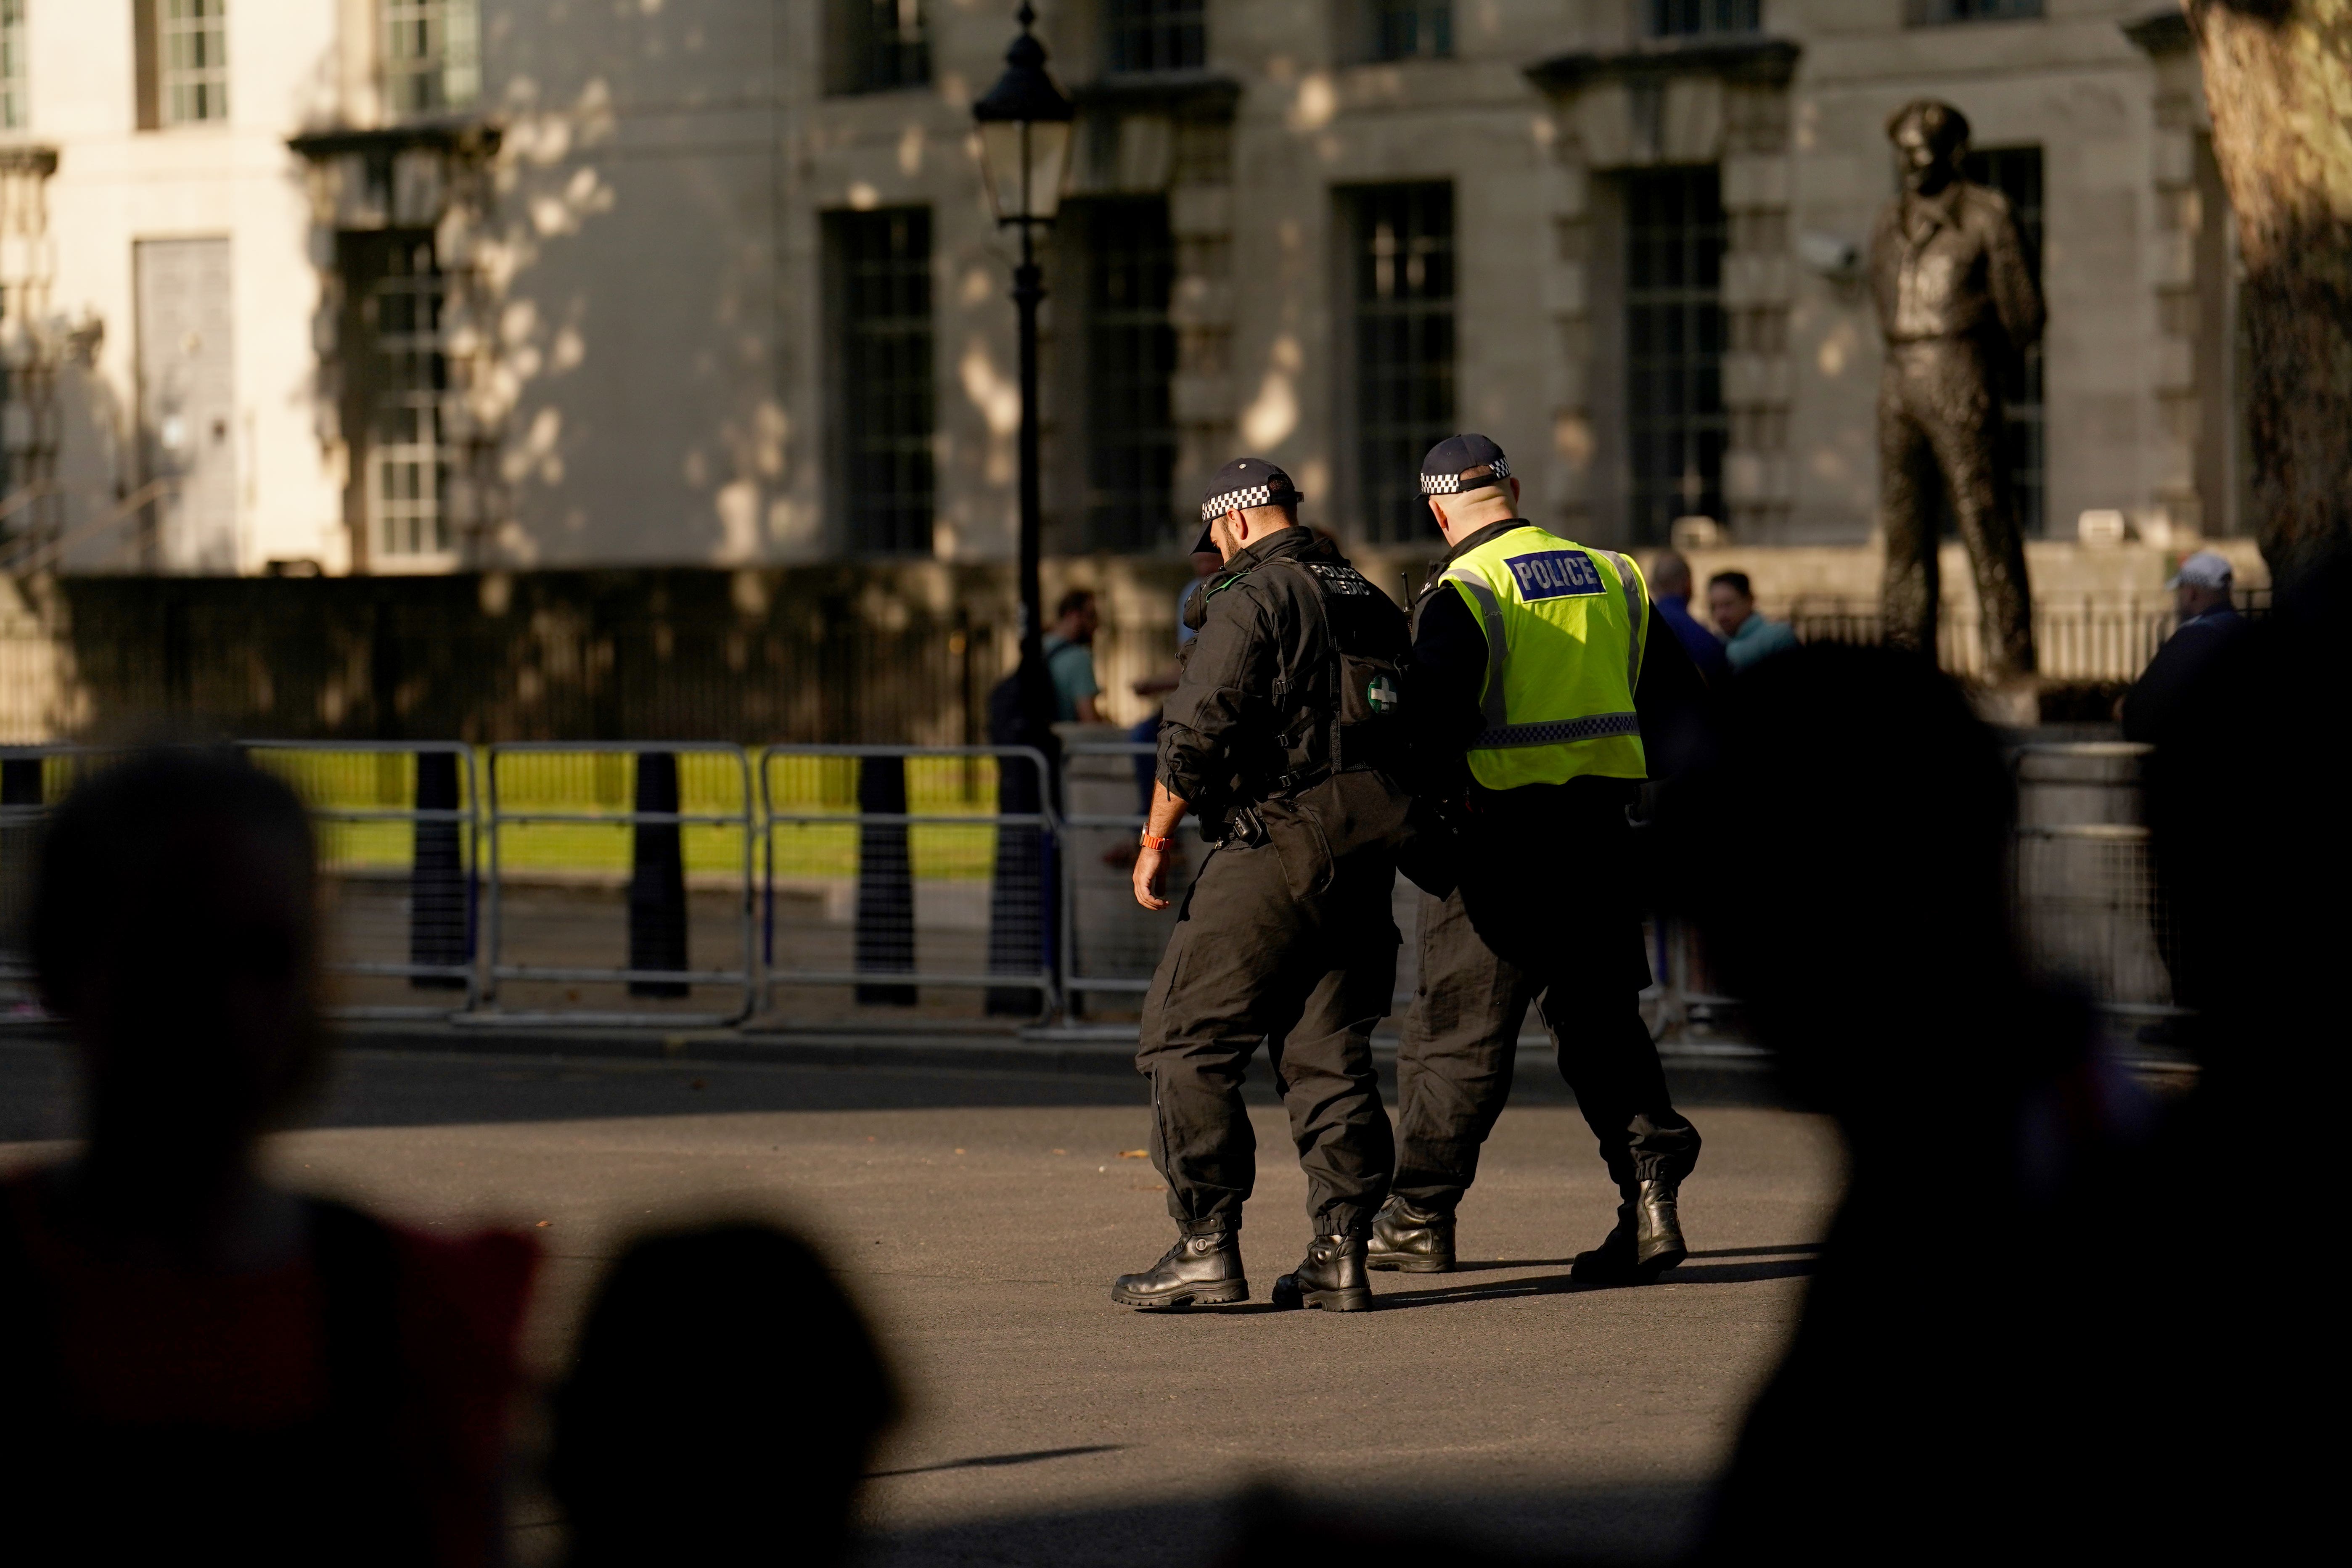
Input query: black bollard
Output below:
<box><xmin>984</xmin><ymin>740</ymin><xmax>1053</xmax><ymax>1018</ymax></box>
<box><xmin>628</xmin><ymin>751</ymin><xmax>691</xmax><ymax>998</ymax></box>
<box><xmin>0</xmin><ymin>756</ymin><xmax>41</xmax><ymax>962</ymax></box>
<box><xmin>854</xmin><ymin>755</ymin><xmax>916</xmax><ymax>1006</ymax></box>
<box><xmin>408</xmin><ymin>750</ymin><xmax>469</xmax><ymax>989</ymax></box>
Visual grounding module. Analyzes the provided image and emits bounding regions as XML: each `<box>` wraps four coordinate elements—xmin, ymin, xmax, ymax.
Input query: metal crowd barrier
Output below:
<box><xmin>0</xmin><ymin>741</ymin><xmax>484</xmax><ymax>1023</ymax></box>
<box><xmin>246</xmin><ymin>741</ymin><xmax>481</xmax><ymax>1020</ymax></box>
<box><xmin>1640</xmin><ymin>918</ymin><xmax>1743</xmax><ymax>1044</ymax></box>
<box><xmin>477</xmin><ymin>742</ymin><xmax>757</xmax><ymax>1028</ymax></box>
<box><xmin>2011</xmin><ymin>742</ymin><xmax>2178</xmax><ymax>1018</ymax></box>
<box><xmin>1057</xmin><ymin>739</ymin><xmax>1167</xmax><ymax>1007</ymax></box>
<box><xmin>0</xmin><ymin>735</ymin><xmax>2188</xmax><ymax>1035</ymax></box>
<box><xmin>757</xmin><ymin>745</ymin><xmax>1057</xmax><ymax>1020</ymax></box>
<box><xmin>0</xmin><ymin>744</ymin><xmax>79</xmax><ymax>1021</ymax></box>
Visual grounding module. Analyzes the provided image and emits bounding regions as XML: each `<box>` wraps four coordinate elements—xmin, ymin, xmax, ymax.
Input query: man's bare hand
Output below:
<box><xmin>1133</xmin><ymin>842</ymin><xmax>1171</xmax><ymax>910</ymax></box>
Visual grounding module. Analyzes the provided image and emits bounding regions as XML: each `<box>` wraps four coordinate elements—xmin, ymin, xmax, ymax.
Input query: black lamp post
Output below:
<box><xmin>974</xmin><ymin>3</ymin><xmax>1074</xmax><ymax>742</ymax></box>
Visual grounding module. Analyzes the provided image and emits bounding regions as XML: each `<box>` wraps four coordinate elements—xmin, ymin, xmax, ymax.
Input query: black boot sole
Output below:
<box><xmin>1571</xmin><ymin>1251</ymin><xmax>1643</xmax><ymax>1286</ymax></box>
<box><xmin>1270</xmin><ymin>1277</ymin><xmax>1375</xmax><ymax>1312</ymax></box>
<box><xmin>1365</xmin><ymin>1253</ymin><xmax>1452</xmax><ymax>1274</ymax></box>
<box><xmin>1635</xmin><ymin>1244</ymin><xmax>1687</xmax><ymax>1280</ymax></box>
<box><xmin>1110</xmin><ymin>1279</ymin><xmax>1249</xmax><ymax>1310</ymax></box>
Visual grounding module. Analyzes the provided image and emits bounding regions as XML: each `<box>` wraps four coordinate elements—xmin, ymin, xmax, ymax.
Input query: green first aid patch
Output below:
<box><xmin>1366</xmin><ymin>674</ymin><xmax>1400</xmax><ymax>712</ymax></box>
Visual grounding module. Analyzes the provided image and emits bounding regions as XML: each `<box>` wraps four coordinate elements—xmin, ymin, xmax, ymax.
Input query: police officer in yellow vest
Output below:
<box><xmin>1370</xmin><ymin>434</ymin><xmax>1706</xmax><ymax>1284</ymax></box>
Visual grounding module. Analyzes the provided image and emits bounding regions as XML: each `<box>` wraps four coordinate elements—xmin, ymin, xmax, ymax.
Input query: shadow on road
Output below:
<box><xmin>1369</xmin><ymin>1256</ymin><xmax>1816</xmax><ymax>1310</ymax></box>
<box><xmin>870</xmin><ymin>1445</ymin><xmax>1127</xmax><ymax>1480</ymax></box>
<box><xmin>0</xmin><ymin>1037</ymin><xmax>1796</xmax><ymax>1141</ymax></box>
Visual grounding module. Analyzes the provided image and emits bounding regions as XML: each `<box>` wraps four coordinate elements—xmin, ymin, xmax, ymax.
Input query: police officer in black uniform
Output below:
<box><xmin>1111</xmin><ymin>458</ymin><xmax>1414</xmax><ymax>1314</ymax></box>
<box><xmin>1368</xmin><ymin>435</ymin><xmax>1709</xmax><ymax>1285</ymax></box>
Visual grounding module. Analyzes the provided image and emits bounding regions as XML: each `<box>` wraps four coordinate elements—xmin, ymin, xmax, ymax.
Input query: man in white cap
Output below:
<box><xmin>2122</xmin><ymin>550</ymin><xmax>2244</xmax><ymax>744</ymax></box>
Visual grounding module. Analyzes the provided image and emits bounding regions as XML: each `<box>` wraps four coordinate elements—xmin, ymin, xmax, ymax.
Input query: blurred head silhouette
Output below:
<box><xmin>552</xmin><ymin>1222</ymin><xmax>899</xmax><ymax>1567</ymax></box>
<box><xmin>1667</xmin><ymin>645</ymin><xmax>2028</xmax><ymax>1130</ymax></box>
<box><xmin>34</xmin><ymin>747</ymin><xmax>324</xmax><ymax>1196</ymax></box>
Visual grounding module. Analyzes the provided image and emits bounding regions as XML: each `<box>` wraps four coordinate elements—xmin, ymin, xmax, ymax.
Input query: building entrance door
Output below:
<box><xmin>135</xmin><ymin>236</ymin><xmax>238</xmax><ymax>572</ymax></box>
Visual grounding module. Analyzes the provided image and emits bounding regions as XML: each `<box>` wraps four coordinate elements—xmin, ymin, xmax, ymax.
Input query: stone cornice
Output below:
<box><xmin>1524</xmin><ymin>35</ymin><xmax>1802</xmax><ymax>95</ymax></box>
<box><xmin>1068</xmin><ymin>71</ymin><xmax>1244</xmax><ymax>121</ymax></box>
<box><xmin>0</xmin><ymin>144</ymin><xmax>59</xmax><ymax>177</ymax></box>
<box><xmin>287</xmin><ymin>117</ymin><xmax>503</xmax><ymax>161</ymax></box>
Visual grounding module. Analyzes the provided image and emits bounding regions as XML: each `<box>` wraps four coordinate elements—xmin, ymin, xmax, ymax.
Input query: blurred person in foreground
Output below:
<box><xmin>1644</xmin><ymin>549</ymin><xmax>1736</xmax><ymax>689</ymax></box>
<box><xmin>2119</xmin><ymin>548</ymin><xmax>2245</xmax><ymax>746</ymax></box>
<box><xmin>0</xmin><ymin>748</ymin><xmax>536</xmax><ymax>1566</ymax></box>
<box><xmin>1669</xmin><ymin>645</ymin><xmax>2237</xmax><ymax>1560</ymax></box>
<box><xmin>551</xmin><ymin>1222</ymin><xmax>897</xmax><ymax>1567</ymax></box>
<box><xmin>1369</xmin><ymin>435</ymin><xmax>1710</xmax><ymax>1282</ymax></box>
<box><xmin>2127</xmin><ymin>552</ymin><xmax>2339</xmax><ymax>1556</ymax></box>
<box><xmin>1704</xmin><ymin>571</ymin><xmax>1797</xmax><ymax>673</ymax></box>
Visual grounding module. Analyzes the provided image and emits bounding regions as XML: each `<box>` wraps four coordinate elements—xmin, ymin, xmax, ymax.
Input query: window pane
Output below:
<box><xmin>385</xmin><ymin>1</ymin><xmax>482</xmax><ymax>114</ymax></box>
<box><xmin>161</xmin><ymin>0</ymin><xmax>231</xmax><ymax>124</ymax></box>
<box><xmin>352</xmin><ymin>234</ymin><xmax>455</xmax><ymax>558</ymax></box>
<box><xmin>838</xmin><ymin>0</ymin><xmax>929</xmax><ymax>93</ymax></box>
<box><xmin>1106</xmin><ymin>0</ymin><xmax>1205</xmax><ymax>73</ymax></box>
<box><xmin>1081</xmin><ymin>199</ymin><xmax>1178</xmax><ymax>552</ymax></box>
<box><xmin>1647</xmin><ymin>0</ymin><xmax>1759</xmax><ymax>37</ymax></box>
<box><xmin>1624</xmin><ymin>166</ymin><xmax>1728</xmax><ymax>547</ymax></box>
<box><xmin>0</xmin><ymin>0</ymin><xmax>24</xmax><ymax>131</ymax></box>
<box><xmin>1370</xmin><ymin>1</ymin><xmax>1451</xmax><ymax>61</ymax></box>
<box><xmin>1350</xmin><ymin>182</ymin><xmax>1455</xmax><ymax>545</ymax></box>
<box><xmin>834</xmin><ymin>208</ymin><xmax>936</xmax><ymax>556</ymax></box>
<box><xmin>1910</xmin><ymin>0</ymin><xmax>2043</xmax><ymax>23</ymax></box>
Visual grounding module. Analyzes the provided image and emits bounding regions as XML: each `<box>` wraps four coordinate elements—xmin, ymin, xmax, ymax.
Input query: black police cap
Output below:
<box><xmin>1420</xmin><ymin>434</ymin><xmax>1511</xmax><ymax>495</ymax></box>
<box><xmin>1193</xmin><ymin>457</ymin><xmax>1304</xmax><ymax>552</ymax></box>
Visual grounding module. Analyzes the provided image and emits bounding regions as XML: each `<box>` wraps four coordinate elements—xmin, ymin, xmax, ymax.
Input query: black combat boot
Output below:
<box><xmin>1366</xmin><ymin>1198</ymin><xmax>1455</xmax><ymax>1273</ymax></box>
<box><xmin>1110</xmin><ymin>1229</ymin><xmax>1247</xmax><ymax>1310</ymax></box>
<box><xmin>1570</xmin><ymin>1187</ymin><xmax>1640</xmax><ymax>1285</ymax></box>
<box><xmin>1571</xmin><ymin>1179</ymin><xmax>1687</xmax><ymax>1286</ymax></box>
<box><xmin>1633</xmin><ymin>1177</ymin><xmax>1688</xmax><ymax>1274</ymax></box>
<box><xmin>1271</xmin><ymin>1234</ymin><xmax>1375</xmax><ymax>1312</ymax></box>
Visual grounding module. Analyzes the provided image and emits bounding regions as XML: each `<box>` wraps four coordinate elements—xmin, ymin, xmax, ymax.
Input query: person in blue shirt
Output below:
<box><xmin>1646</xmin><ymin>550</ymin><xmax>1736</xmax><ymax>688</ymax></box>
<box><xmin>1127</xmin><ymin>551</ymin><xmax>1224</xmax><ymax>812</ymax></box>
<box><xmin>1709</xmin><ymin>571</ymin><xmax>1800</xmax><ymax>672</ymax></box>
<box><xmin>1042</xmin><ymin>589</ymin><xmax>1103</xmax><ymax>723</ymax></box>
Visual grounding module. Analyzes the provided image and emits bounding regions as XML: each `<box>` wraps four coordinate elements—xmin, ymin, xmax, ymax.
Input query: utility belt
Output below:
<box><xmin>1202</xmin><ymin>761</ymin><xmax>1328</xmax><ymax>846</ymax></box>
<box><xmin>1208</xmin><ymin>714</ymin><xmax>1400</xmax><ymax>841</ymax></box>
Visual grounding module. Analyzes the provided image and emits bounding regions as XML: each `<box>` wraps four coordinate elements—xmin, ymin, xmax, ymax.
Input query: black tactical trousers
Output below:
<box><xmin>1136</xmin><ymin>837</ymin><xmax>1400</xmax><ymax>1239</ymax></box>
<box><xmin>1394</xmin><ymin>873</ymin><xmax>1699</xmax><ymax>1212</ymax></box>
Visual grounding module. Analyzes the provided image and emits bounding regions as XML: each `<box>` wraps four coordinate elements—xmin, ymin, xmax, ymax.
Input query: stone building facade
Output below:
<box><xmin>0</xmin><ymin>3</ymin><xmax>2246</xmax><ymax>586</ymax></box>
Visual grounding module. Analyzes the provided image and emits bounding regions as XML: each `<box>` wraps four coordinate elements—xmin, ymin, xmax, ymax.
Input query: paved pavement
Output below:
<box><xmin>0</xmin><ymin>1039</ymin><xmax>1839</xmax><ymax>1565</ymax></box>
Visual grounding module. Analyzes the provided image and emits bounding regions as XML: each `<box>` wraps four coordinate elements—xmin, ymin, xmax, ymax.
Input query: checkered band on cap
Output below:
<box><xmin>1200</xmin><ymin>482</ymin><xmax>1276</xmax><ymax>522</ymax></box>
<box><xmin>1420</xmin><ymin>456</ymin><xmax>1510</xmax><ymax>496</ymax></box>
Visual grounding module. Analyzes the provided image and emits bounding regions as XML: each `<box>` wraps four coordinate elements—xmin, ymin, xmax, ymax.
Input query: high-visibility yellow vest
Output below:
<box><xmin>1439</xmin><ymin>525</ymin><xmax>1649</xmax><ymax>790</ymax></box>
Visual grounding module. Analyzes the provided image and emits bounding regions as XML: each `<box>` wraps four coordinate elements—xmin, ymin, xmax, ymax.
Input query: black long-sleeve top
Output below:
<box><xmin>1156</xmin><ymin>527</ymin><xmax>1357</xmax><ymax>808</ymax></box>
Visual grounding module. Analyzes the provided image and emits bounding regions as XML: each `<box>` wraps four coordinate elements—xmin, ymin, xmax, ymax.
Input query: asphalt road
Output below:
<box><xmin>0</xmin><ymin>1040</ymin><xmax>1841</xmax><ymax>1565</ymax></box>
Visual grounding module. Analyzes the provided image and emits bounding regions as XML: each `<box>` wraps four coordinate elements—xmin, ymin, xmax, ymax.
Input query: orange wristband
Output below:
<box><xmin>1140</xmin><ymin>832</ymin><xmax>1174</xmax><ymax>851</ymax></box>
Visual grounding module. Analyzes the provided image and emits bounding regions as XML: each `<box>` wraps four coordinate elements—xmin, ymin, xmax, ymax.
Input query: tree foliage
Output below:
<box><xmin>2184</xmin><ymin>0</ymin><xmax>2352</xmax><ymax>585</ymax></box>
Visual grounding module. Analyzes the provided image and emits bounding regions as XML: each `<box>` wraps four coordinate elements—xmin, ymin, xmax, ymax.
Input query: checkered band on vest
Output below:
<box><xmin>1200</xmin><ymin>483</ymin><xmax>1276</xmax><ymax>522</ymax></box>
<box><xmin>1420</xmin><ymin>456</ymin><xmax>1510</xmax><ymax>496</ymax></box>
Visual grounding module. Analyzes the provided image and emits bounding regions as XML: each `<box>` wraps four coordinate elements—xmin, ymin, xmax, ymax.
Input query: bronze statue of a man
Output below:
<box><xmin>1869</xmin><ymin>99</ymin><xmax>2044</xmax><ymax>687</ymax></box>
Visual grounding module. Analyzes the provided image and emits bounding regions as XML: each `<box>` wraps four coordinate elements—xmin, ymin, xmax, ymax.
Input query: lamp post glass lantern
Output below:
<box><xmin>975</xmin><ymin>4</ymin><xmax>1074</xmax><ymax>743</ymax></box>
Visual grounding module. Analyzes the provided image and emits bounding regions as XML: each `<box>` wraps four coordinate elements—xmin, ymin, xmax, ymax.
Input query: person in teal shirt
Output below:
<box><xmin>1708</xmin><ymin>571</ymin><xmax>1799</xmax><ymax>673</ymax></box>
<box><xmin>1042</xmin><ymin>589</ymin><xmax>1103</xmax><ymax>722</ymax></box>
